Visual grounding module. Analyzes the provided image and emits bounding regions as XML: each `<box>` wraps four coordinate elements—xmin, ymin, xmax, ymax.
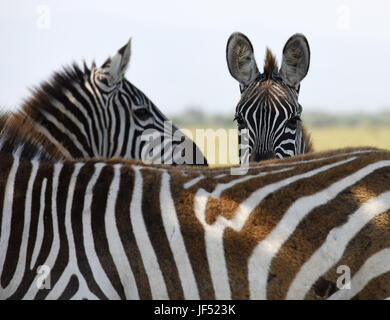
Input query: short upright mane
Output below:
<box><xmin>264</xmin><ymin>48</ymin><xmax>278</xmax><ymax>79</ymax></box>
<box><xmin>0</xmin><ymin>62</ymin><xmax>94</xmax><ymax>160</ymax></box>
<box><xmin>25</xmin><ymin>62</ymin><xmax>92</xmax><ymax>115</ymax></box>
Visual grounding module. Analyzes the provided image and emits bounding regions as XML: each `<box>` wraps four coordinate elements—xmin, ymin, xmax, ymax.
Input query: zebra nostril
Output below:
<box><xmin>250</xmin><ymin>151</ymin><xmax>275</xmax><ymax>162</ymax></box>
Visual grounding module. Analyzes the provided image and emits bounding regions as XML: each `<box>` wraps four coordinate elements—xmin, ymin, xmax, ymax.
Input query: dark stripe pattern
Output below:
<box><xmin>1</xmin><ymin>147</ymin><xmax>390</xmax><ymax>299</ymax></box>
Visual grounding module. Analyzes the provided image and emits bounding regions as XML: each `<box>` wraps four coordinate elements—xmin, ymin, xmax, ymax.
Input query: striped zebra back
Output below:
<box><xmin>0</xmin><ymin>40</ymin><xmax>207</xmax><ymax>165</ymax></box>
<box><xmin>1</xmin><ymin>147</ymin><xmax>390</xmax><ymax>299</ymax></box>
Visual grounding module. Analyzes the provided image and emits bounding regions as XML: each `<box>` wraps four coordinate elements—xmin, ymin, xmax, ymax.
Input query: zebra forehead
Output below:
<box><xmin>237</xmin><ymin>48</ymin><xmax>299</xmax><ymax>110</ymax></box>
<box><xmin>238</xmin><ymin>81</ymin><xmax>296</xmax><ymax>113</ymax></box>
<box><xmin>258</xmin><ymin>81</ymin><xmax>289</xmax><ymax>99</ymax></box>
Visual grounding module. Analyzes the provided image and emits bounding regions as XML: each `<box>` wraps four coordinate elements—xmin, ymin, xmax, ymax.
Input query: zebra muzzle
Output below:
<box><xmin>250</xmin><ymin>150</ymin><xmax>275</xmax><ymax>162</ymax></box>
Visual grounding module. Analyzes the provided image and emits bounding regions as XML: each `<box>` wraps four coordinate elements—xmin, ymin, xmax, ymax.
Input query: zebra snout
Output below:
<box><xmin>250</xmin><ymin>150</ymin><xmax>275</xmax><ymax>162</ymax></box>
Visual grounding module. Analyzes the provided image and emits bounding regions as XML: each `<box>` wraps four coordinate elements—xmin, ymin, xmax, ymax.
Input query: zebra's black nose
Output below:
<box><xmin>250</xmin><ymin>151</ymin><xmax>275</xmax><ymax>162</ymax></box>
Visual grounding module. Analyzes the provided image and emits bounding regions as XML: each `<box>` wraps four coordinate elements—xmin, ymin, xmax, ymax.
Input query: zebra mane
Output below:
<box><xmin>263</xmin><ymin>48</ymin><xmax>278</xmax><ymax>79</ymax></box>
<box><xmin>24</xmin><ymin>61</ymin><xmax>92</xmax><ymax>115</ymax></box>
<box><xmin>0</xmin><ymin>62</ymin><xmax>95</xmax><ymax>161</ymax></box>
<box><xmin>0</xmin><ymin>111</ymin><xmax>53</xmax><ymax>161</ymax></box>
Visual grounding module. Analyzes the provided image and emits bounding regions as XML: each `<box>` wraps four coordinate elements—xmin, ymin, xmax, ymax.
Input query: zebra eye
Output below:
<box><xmin>286</xmin><ymin>116</ymin><xmax>301</xmax><ymax>130</ymax></box>
<box><xmin>234</xmin><ymin>113</ymin><xmax>247</xmax><ymax>130</ymax></box>
<box><xmin>134</xmin><ymin>108</ymin><xmax>150</xmax><ymax>120</ymax></box>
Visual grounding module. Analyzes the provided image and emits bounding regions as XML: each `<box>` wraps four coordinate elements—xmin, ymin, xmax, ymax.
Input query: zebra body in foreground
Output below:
<box><xmin>0</xmin><ymin>40</ymin><xmax>206</xmax><ymax>165</ymax></box>
<box><xmin>1</xmin><ymin>147</ymin><xmax>390</xmax><ymax>299</ymax></box>
<box><xmin>226</xmin><ymin>32</ymin><xmax>312</xmax><ymax>161</ymax></box>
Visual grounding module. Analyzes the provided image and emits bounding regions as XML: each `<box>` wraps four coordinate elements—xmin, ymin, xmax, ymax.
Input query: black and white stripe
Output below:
<box><xmin>0</xmin><ymin>40</ymin><xmax>207</xmax><ymax>165</ymax></box>
<box><xmin>226</xmin><ymin>32</ymin><xmax>311</xmax><ymax>162</ymax></box>
<box><xmin>1</xmin><ymin>147</ymin><xmax>390</xmax><ymax>299</ymax></box>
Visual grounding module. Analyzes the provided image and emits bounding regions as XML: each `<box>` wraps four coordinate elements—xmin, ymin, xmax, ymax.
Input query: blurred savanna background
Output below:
<box><xmin>1</xmin><ymin>0</ymin><xmax>390</xmax><ymax>167</ymax></box>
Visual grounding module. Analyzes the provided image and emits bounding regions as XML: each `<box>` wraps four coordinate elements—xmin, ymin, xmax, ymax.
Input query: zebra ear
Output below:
<box><xmin>279</xmin><ymin>34</ymin><xmax>310</xmax><ymax>90</ymax></box>
<box><xmin>98</xmin><ymin>39</ymin><xmax>132</xmax><ymax>86</ymax></box>
<box><xmin>226</xmin><ymin>32</ymin><xmax>259</xmax><ymax>88</ymax></box>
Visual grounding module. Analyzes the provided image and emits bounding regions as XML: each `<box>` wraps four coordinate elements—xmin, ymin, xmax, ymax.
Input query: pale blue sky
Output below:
<box><xmin>1</xmin><ymin>0</ymin><xmax>390</xmax><ymax>115</ymax></box>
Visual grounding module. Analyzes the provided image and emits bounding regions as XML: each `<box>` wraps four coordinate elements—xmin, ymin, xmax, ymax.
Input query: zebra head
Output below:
<box><xmin>226</xmin><ymin>32</ymin><xmax>312</xmax><ymax>162</ymax></box>
<box><xmin>91</xmin><ymin>40</ymin><xmax>207</xmax><ymax>164</ymax></box>
<box><xmin>2</xmin><ymin>40</ymin><xmax>207</xmax><ymax>165</ymax></box>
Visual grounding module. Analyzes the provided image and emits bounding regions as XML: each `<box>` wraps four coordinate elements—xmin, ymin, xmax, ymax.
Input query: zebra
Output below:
<box><xmin>1</xmin><ymin>146</ymin><xmax>390</xmax><ymax>299</ymax></box>
<box><xmin>0</xmin><ymin>39</ymin><xmax>207</xmax><ymax>165</ymax></box>
<box><xmin>226</xmin><ymin>32</ymin><xmax>313</xmax><ymax>162</ymax></box>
